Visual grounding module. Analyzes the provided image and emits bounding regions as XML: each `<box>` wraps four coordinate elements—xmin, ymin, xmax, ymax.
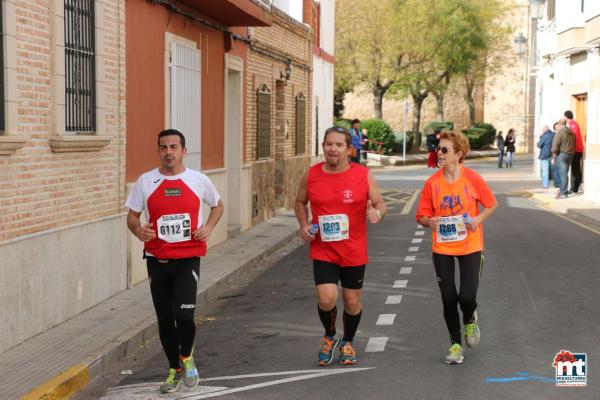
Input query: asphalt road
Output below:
<box><xmin>77</xmin><ymin>156</ymin><xmax>599</xmax><ymax>400</ymax></box>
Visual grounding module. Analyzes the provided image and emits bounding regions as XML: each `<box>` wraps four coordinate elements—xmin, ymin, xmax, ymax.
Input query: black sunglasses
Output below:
<box><xmin>435</xmin><ymin>145</ymin><xmax>452</xmax><ymax>154</ymax></box>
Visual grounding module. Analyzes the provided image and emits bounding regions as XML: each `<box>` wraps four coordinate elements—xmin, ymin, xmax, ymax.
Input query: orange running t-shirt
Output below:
<box><xmin>416</xmin><ymin>166</ymin><xmax>496</xmax><ymax>256</ymax></box>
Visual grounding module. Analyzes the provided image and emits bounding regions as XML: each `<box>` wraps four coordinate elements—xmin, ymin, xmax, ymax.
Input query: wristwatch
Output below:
<box><xmin>376</xmin><ymin>209</ymin><xmax>382</xmax><ymax>219</ymax></box>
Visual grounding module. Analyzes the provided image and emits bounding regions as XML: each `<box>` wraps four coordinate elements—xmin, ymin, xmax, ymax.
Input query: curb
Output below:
<box><xmin>566</xmin><ymin>209</ymin><xmax>600</xmax><ymax>232</ymax></box>
<box><xmin>20</xmin><ymin>225</ymin><xmax>301</xmax><ymax>400</ymax></box>
<box><xmin>21</xmin><ymin>364</ymin><xmax>89</xmax><ymax>400</ymax></box>
<box><xmin>364</xmin><ymin>151</ymin><xmax>497</xmax><ymax>168</ymax></box>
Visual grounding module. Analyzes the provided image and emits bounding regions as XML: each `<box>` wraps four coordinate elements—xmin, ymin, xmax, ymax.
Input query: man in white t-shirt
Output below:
<box><xmin>125</xmin><ymin>129</ymin><xmax>223</xmax><ymax>393</ymax></box>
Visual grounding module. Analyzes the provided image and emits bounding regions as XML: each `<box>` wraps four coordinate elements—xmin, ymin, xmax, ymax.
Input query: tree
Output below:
<box><xmin>335</xmin><ymin>0</ymin><xmax>409</xmax><ymax>119</ymax></box>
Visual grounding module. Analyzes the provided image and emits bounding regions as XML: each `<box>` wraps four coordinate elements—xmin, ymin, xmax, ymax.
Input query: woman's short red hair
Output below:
<box><xmin>439</xmin><ymin>131</ymin><xmax>470</xmax><ymax>163</ymax></box>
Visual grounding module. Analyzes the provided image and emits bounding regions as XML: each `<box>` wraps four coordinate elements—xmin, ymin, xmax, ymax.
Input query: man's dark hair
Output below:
<box><xmin>158</xmin><ymin>129</ymin><xmax>186</xmax><ymax>148</ymax></box>
<box><xmin>324</xmin><ymin>126</ymin><xmax>352</xmax><ymax>146</ymax></box>
<box><xmin>352</xmin><ymin>118</ymin><xmax>360</xmax><ymax>125</ymax></box>
<box><xmin>564</xmin><ymin>110</ymin><xmax>574</xmax><ymax>119</ymax></box>
<box><xmin>434</xmin><ymin>128</ymin><xmax>442</xmax><ymax>134</ymax></box>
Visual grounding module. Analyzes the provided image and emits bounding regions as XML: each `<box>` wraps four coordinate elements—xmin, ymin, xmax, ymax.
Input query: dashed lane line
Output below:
<box><xmin>399</xmin><ymin>267</ymin><xmax>412</xmax><ymax>274</ymax></box>
<box><xmin>385</xmin><ymin>295</ymin><xmax>403</xmax><ymax>304</ymax></box>
<box><xmin>376</xmin><ymin>314</ymin><xmax>396</xmax><ymax>325</ymax></box>
<box><xmin>411</xmin><ymin>238</ymin><xmax>423</xmax><ymax>243</ymax></box>
<box><xmin>408</xmin><ymin>246</ymin><xmax>419</xmax><ymax>252</ymax></box>
<box><xmin>393</xmin><ymin>280</ymin><xmax>408</xmax><ymax>288</ymax></box>
<box><xmin>404</xmin><ymin>255</ymin><xmax>416</xmax><ymax>262</ymax></box>
<box><xmin>365</xmin><ymin>337</ymin><xmax>389</xmax><ymax>352</ymax></box>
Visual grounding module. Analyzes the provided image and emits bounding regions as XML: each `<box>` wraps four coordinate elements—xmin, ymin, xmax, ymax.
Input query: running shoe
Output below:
<box><xmin>181</xmin><ymin>354</ymin><xmax>199</xmax><ymax>387</ymax></box>
<box><xmin>317</xmin><ymin>336</ymin><xmax>340</xmax><ymax>366</ymax></box>
<box><xmin>159</xmin><ymin>368</ymin><xmax>182</xmax><ymax>394</ymax></box>
<box><xmin>339</xmin><ymin>340</ymin><xmax>357</xmax><ymax>365</ymax></box>
<box><xmin>445</xmin><ymin>343</ymin><xmax>464</xmax><ymax>364</ymax></box>
<box><xmin>464</xmin><ymin>311</ymin><xmax>480</xmax><ymax>348</ymax></box>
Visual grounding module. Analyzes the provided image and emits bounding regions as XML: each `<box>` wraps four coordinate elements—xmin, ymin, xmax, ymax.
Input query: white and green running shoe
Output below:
<box><xmin>181</xmin><ymin>354</ymin><xmax>199</xmax><ymax>387</ymax></box>
<box><xmin>445</xmin><ymin>343</ymin><xmax>464</xmax><ymax>364</ymax></box>
<box><xmin>159</xmin><ymin>368</ymin><xmax>182</xmax><ymax>394</ymax></box>
<box><xmin>464</xmin><ymin>311</ymin><xmax>480</xmax><ymax>348</ymax></box>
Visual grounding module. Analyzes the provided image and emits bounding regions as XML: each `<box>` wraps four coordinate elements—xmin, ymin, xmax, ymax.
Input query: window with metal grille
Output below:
<box><xmin>64</xmin><ymin>0</ymin><xmax>95</xmax><ymax>132</ymax></box>
<box><xmin>295</xmin><ymin>93</ymin><xmax>306</xmax><ymax>155</ymax></box>
<box><xmin>257</xmin><ymin>85</ymin><xmax>271</xmax><ymax>159</ymax></box>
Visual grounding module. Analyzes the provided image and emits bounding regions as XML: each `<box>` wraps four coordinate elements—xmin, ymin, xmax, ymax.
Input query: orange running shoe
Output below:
<box><xmin>339</xmin><ymin>340</ymin><xmax>357</xmax><ymax>365</ymax></box>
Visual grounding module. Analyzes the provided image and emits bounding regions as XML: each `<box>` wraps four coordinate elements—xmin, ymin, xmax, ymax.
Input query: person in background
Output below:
<box><xmin>361</xmin><ymin>128</ymin><xmax>369</xmax><ymax>161</ymax></box>
<box><xmin>564</xmin><ymin>110</ymin><xmax>584</xmax><ymax>194</ymax></box>
<box><xmin>551</xmin><ymin>118</ymin><xmax>575</xmax><ymax>199</ymax></box>
<box><xmin>349</xmin><ymin>119</ymin><xmax>362</xmax><ymax>163</ymax></box>
<box><xmin>426</xmin><ymin>129</ymin><xmax>439</xmax><ymax>168</ymax></box>
<box><xmin>495</xmin><ymin>131</ymin><xmax>504</xmax><ymax>168</ymax></box>
<box><xmin>504</xmin><ymin>129</ymin><xmax>516</xmax><ymax>168</ymax></box>
<box><xmin>537</xmin><ymin>125</ymin><xmax>555</xmax><ymax>189</ymax></box>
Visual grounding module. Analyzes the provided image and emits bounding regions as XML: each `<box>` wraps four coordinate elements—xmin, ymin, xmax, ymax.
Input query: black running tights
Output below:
<box><xmin>147</xmin><ymin>257</ymin><xmax>200</xmax><ymax>369</ymax></box>
<box><xmin>432</xmin><ymin>252</ymin><xmax>483</xmax><ymax>345</ymax></box>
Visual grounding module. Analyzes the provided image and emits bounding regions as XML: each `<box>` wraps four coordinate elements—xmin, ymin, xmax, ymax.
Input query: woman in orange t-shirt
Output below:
<box><xmin>416</xmin><ymin>131</ymin><xmax>497</xmax><ymax>365</ymax></box>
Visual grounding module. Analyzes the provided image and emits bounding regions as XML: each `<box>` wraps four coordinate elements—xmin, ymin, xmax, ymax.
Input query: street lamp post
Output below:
<box><xmin>529</xmin><ymin>0</ymin><xmax>545</xmax><ymax>20</ymax></box>
<box><xmin>514</xmin><ymin>33</ymin><xmax>527</xmax><ymax>61</ymax></box>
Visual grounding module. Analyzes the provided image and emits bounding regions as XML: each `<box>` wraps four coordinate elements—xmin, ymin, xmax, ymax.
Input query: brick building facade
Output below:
<box><xmin>0</xmin><ymin>0</ymin><xmax>126</xmax><ymax>352</ymax></box>
<box><xmin>247</xmin><ymin>7</ymin><xmax>313</xmax><ymax>224</ymax></box>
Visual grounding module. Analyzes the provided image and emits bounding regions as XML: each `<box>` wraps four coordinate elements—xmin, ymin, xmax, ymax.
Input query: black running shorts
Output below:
<box><xmin>313</xmin><ymin>260</ymin><xmax>365</xmax><ymax>289</ymax></box>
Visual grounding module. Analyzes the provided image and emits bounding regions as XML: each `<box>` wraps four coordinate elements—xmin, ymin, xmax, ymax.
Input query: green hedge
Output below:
<box><xmin>361</xmin><ymin>119</ymin><xmax>395</xmax><ymax>155</ymax></box>
<box><xmin>473</xmin><ymin>122</ymin><xmax>497</xmax><ymax>146</ymax></box>
<box><xmin>393</xmin><ymin>132</ymin><xmax>414</xmax><ymax>153</ymax></box>
<box><xmin>462</xmin><ymin>128</ymin><xmax>488</xmax><ymax>149</ymax></box>
<box><xmin>423</xmin><ymin>121</ymin><xmax>454</xmax><ymax>134</ymax></box>
<box><xmin>334</xmin><ymin>119</ymin><xmax>352</xmax><ymax>130</ymax></box>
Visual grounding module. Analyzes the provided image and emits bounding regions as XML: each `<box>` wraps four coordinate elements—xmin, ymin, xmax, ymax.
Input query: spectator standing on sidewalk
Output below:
<box><xmin>125</xmin><ymin>129</ymin><xmax>224</xmax><ymax>394</ymax></box>
<box><xmin>361</xmin><ymin>128</ymin><xmax>369</xmax><ymax>160</ymax></box>
<box><xmin>564</xmin><ymin>110</ymin><xmax>584</xmax><ymax>194</ymax></box>
<box><xmin>349</xmin><ymin>119</ymin><xmax>363</xmax><ymax>163</ymax></box>
<box><xmin>495</xmin><ymin>131</ymin><xmax>504</xmax><ymax>168</ymax></box>
<box><xmin>504</xmin><ymin>129</ymin><xmax>516</xmax><ymax>168</ymax></box>
<box><xmin>551</xmin><ymin>118</ymin><xmax>576</xmax><ymax>199</ymax></box>
<box><xmin>295</xmin><ymin>126</ymin><xmax>387</xmax><ymax>366</ymax></box>
<box><xmin>416</xmin><ymin>131</ymin><xmax>497</xmax><ymax>365</ymax></box>
<box><xmin>426</xmin><ymin>129</ymin><xmax>440</xmax><ymax>168</ymax></box>
<box><xmin>537</xmin><ymin>126</ymin><xmax>555</xmax><ymax>189</ymax></box>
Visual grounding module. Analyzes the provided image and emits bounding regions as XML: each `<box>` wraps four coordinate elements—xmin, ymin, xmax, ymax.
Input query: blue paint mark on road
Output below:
<box><xmin>485</xmin><ymin>371</ymin><xmax>556</xmax><ymax>384</ymax></box>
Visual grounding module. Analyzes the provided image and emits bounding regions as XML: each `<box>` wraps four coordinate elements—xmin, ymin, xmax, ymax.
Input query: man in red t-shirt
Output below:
<box><xmin>295</xmin><ymin>126</ymin><xmax>388</xmax><ymax>366</ymax></box>
<box><xmin>126</xmin><ymin>129</ymin><xmax>223</xmax><ymax>393</ymax></box>
<box><xmin>564</xmin><ymin>110</ymin><xmax>584</xmax><ymax>193</ymax></box>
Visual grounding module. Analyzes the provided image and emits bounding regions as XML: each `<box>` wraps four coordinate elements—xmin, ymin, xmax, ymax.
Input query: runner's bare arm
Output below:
<box><xmin>367</xmin><ymin>171</ymin><xmax>388</xmax><ymax>224</ymax></box>
<box><xmin>193</xmin><ymin>199</ymin><xmax>224</xmax><ymax>241</ymax></box>
<box><xmin>294</xmin><ymin>171</ymin><xmax>315</xmax><ymax>241</ymax></box>
<box><xmin>127</xmin><ymin>210</ymin><xmax>156</xmax><ymax>242</ymax></box>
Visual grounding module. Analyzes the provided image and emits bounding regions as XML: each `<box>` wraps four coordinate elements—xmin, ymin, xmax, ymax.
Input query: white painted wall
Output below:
<box><xmin>312</xmin><ymin>59</ymin><xmax>335</xmax><ymax>156</ymax></box>
<box><xmin>0</xmin><ymin>216</ymin><xmax>128</xmax><ymax>352</ymax></box>
<box><xmin>319</xmin><ymin>0</ymin><xmax>335</xmax><ymax>54</ymax></box>
<box><xmin>272</xmin><ymin>0</ymin><xmax>303</xmax><ymax>22</ymax></box>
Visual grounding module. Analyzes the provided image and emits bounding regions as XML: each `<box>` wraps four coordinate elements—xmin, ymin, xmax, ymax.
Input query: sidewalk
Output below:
<box><xmin>527</xmin><ymin>188</ymin><xmax>600</xmax><ymax>232</ymax></box>
<box><xmin>2</xmin><ymin>211</ymin><xmax>301</xmax><ymax>400</ymax></box>
<box><xmin>363</xmin><ymin>149</ymin><xmax>497</xmax><ymax>168</ymax></box>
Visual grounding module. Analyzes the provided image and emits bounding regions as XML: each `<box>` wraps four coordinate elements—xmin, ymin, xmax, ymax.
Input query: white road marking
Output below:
<box><xmin>393</xmin><ymin>280</ymin><xmax>408</xmax><ymax>288</ymax></box>
<box><xmin>365</xmin><ymin>337</ymin><xmax>389</xmax><ymax>352</ymax></box>
<box><xmin>416</xmin><ymin>224</ymin><xmax>423</xmax><ymax>229</ymax></box>
<box><xmin>415</xmin><ymin>231</ymin><xmax>425</xmax><ymax>236</ymax></box>
<box><xmin>404</xmin><ymin>255</ymin><xmax>416</xmax><ymax>262</ymax></box>
<box><xmin>385</xmin><ymin>295</ymin><xmax>403</xmax><ymax>304</ymax></box>
<box><xmin>408</xmin><ymin>246</ymin><xmax>419</xmax><ymax>252</ymax></box>
<box><xmin>401</xmin><ymin>189</ymin><xmax>421</xmax><ymax>215</ymax></box>
<box><xmin>101</xmin><ymin>369</ymin><xmax>374</xmax><ymax>399</ymax></box>
<box><xmin>411</xmin><ymin>238</ymin><xmax>423</xmax><ymax>243</ymax></box>
<box><xmin>376</xmin><ymin>314</ymin><xmax>396</xmax><ymax>325</ymax></box>
<box><xmin>399</xmin><ymin>267</ymin><xmax>412</xmax><ymax>274</ymax></box>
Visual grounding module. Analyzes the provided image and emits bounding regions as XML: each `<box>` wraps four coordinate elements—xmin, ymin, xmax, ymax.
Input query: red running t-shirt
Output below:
<box><xmin>307</xmin><ymin>162</ymin><xmax>369</xmax><ymax>267</ymax></box>
<box><xmin>416</xmin><ymin>166</ymin><xmax>496</xmax><ymax>256</ymax></box>
<box><xmin>125</xmin><ymin>168</ymin><xmax>221</xmax><ymax>259</ymax></box>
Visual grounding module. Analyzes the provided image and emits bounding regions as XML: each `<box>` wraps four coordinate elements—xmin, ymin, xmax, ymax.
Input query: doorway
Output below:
<box><xmin>225</xmin><ymin>58</ymin><xmax>243</xmax><ymax>237</ymax></box>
